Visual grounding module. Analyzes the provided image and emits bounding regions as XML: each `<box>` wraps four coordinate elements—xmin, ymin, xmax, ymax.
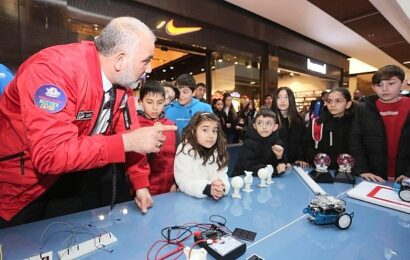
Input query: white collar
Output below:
<box><xmin>101</xmin><ymin>69</ymin><xmax>113</xmax><ymax>92</ymax></box>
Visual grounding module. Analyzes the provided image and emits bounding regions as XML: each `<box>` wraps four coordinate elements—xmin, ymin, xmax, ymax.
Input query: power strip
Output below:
<box><xmin>57</xmin><ymin>232</ymin><xmax>117</xmax><ymax>260</ymax></box>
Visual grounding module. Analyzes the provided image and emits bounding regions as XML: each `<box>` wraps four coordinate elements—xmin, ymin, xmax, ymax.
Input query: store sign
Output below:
<box><xmin>166</xmin><ymin>19</ymin><xmax>202</xmax><ymax>36</ymax></box>
<box><xmin>231</xmin><ymin>91</ymin><xmax>240</xmax><ymax>98</ymax></box>
<box><xmin>307</xmin><ymin>58</ymin><xmax>327</xmax><ymax>74</ymax></box>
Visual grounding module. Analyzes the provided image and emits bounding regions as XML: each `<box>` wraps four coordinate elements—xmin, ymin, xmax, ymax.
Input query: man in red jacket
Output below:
<box><xmin>0</xmin><ymin>16</ymin><xmax>176</xmax><ymax>227</ymax></box>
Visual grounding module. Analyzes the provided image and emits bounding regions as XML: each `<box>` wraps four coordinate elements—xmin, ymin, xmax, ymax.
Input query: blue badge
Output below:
<box><xmin>34</xmin><ymin>84</ymin><xmax>67</xmax><ymax>113</ymax></box>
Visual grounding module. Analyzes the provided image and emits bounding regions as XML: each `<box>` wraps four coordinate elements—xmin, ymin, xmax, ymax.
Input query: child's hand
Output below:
<box><xmin>395</xmin><ymin>175</ymin><xmax>409</xmax><ymax>183</ymax></box>
<box><xmin>272</xmin><ymin>145</ymin><xmax>284</xmax><ymax>159</ymax></box>
<box><xmin>211</xmin><ymin>178</ymin><xmax>225</xmax><ymax>200</ymax></box>
<box><xmin>360</xmin><ymin>173</ymin><xmax>385</xmax><ymax>183</ymax></box>
<box><xmin>276</xmin><ymin>163</ymin><xmax>286</xmax><ymax>175</ymax></box>
<box><xmin>295</xmin><ymin>160</ymin><xmax>309</xmax><ymax>168</ymax></box>
<box><xmin>226</xmin><ymin>123</ymin><xmax>231</xmax><ymax>128</ymax></box>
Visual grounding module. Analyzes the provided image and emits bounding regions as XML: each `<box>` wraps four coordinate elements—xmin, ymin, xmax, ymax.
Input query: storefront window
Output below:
<box><xmin>277</xmin><ymin>68</ymin><xmax>338</xmax><ymax>112</ymax></box>
<box><xmin>211</xmin><ymin>51</ymin><xmax>261</xmax><ymax>112</ymax></box>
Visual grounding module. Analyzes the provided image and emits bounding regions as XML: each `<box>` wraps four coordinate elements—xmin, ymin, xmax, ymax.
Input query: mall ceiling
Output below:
<box><xmin>226</xmin><ymin>0</ymin><xmax>410</xmax><ymax>76</ymax></box>
<box><xmin>308</xmin><ymin>0</ymin><xmax>410</xmax><ymax>70</ymax></box>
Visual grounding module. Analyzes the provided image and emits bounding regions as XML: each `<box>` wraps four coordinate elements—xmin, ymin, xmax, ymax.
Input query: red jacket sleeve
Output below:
<box><xmin>19</xmin><ymin>63</ymin><xmax>125</xmax><ymax>174</ymax></box>
<box><xmin>114</xmin><ymin>90</ymin><xmax>150</xmax><ymax>190</ymax></box>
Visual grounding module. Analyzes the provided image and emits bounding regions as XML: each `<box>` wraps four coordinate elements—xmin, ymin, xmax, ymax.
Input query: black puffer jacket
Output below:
<box><xmin>304</xmin><ymin>109</ymin><xmax>354</xmax><ymax>170</ymax></box>
<box><xmin>350</xmin><ymin>95</ymin><xmax>410</xmax><ymax>178</ymax></box>
<box><xmin>232</xmin><ymin>125</ymin><xmax>283</xmax><ymax>176</ymax></box>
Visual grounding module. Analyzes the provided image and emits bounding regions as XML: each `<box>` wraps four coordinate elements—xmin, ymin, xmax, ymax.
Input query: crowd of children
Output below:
<box><xmin>134</xmin><ymin>65</ymin><xmax>409</xmax><ymax>205</ymax></box>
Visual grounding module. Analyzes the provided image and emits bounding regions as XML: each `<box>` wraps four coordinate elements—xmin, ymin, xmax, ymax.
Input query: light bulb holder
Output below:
<box><xmin>310</xmin><ymin>153</ymin><xmax>334</xmax><ymax>183</ymax></box>
<box><xmin>334</xmin><ymin>154</ymin><xmax>356</xmax><ymax>184</ymax></box>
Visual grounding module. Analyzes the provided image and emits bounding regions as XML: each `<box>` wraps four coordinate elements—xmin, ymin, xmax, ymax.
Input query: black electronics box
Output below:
<box><xmin>194</xmin><ymin>228</ymin><xmax>246</xmax><ymax>260</ymax></box>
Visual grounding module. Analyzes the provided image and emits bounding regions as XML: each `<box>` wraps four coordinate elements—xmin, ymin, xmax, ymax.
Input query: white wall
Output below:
<box><xmin>278</xmin><ymin>74</ymin><xmax>330</xmax><ymax>92</ymax></box>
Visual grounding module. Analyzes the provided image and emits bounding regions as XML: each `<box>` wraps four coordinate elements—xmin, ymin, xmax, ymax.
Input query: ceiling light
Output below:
<box><xmin>201</xmin><ymin>68</ymin><xmax>205</xmax><ymax>72</ymax></box>
<box><xmin>218</xmin><ymin>58</ymin><xmax>223</xmax><ymax>63</ymax></box>
<box><xmin>170</xmin><ymin>66</ymin><xmax>174</xmax><ymax>70</ymax></box>
<box><xmin>156</xmin><ymin>20</ymin><xmax>166</xmax><ymax>29</ymax></box>
<box><xmin>403</xmin><ymin>61</ymin><xmax>410</xmax><ymax>64</ymax></box>
<box><xmin>234</xmin><ymin>61</ymin><xmax>238</xmax><ymax>65</ymax></box>
<box><xmin>189</xmin><ymin>72</ymin><xmax>193</xmax><ymax>75</ymax></box>
<box><xmin>290</xmin><ymin>72</ymin><xmax>294</xmax><ymax>76</ymax></box>
<box><xmin>277</xmin><ymin>69</ymin><xmax>281</xmax><ymax>73</ymax></box>
<box><xmin>212</xmin><ymin>66</ymin><xmax>215</xmax><ymax>69</ymax></box>
<box><xmin>250</xmin><ymin>81</ymin><xmax>256</xmax><ymax>85</ymax></box>
<box><xmin>162</xmin><ymin>69</ymin><xmax>166</xmax><ymax>72</ymax></box>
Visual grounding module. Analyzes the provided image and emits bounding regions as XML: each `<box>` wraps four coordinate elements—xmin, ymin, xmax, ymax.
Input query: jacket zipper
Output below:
<box><xmin>0</xmin><ymin>151</ymin><xmax>25</xmax><ymax>175</ymax></box>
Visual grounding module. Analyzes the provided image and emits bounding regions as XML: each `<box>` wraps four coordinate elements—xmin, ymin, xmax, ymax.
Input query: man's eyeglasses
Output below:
<box><xmin>255</xmin><ymin>121</ymin><xmax>275</xmax><ymax>127</ymax></box>
<box><xmin>326</xmin><ymin>98</ymin><xmax>346</xmax><ymax>105</ymax></box>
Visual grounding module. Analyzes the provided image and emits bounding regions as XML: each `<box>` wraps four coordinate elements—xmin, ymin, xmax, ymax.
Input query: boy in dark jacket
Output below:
<box><xmin>233</xmin><ymin>109</ymin><xmax>286</xmax><ymax>176</ymax></box>
<box><xmin>137</xmin><ymin>80</ymin><xmax>177</xmax><ymax>195</ymax></box>
<box><xmin>350</xmin><ymin>65</ymin><xmax>410</xmax><ymax>182</ymax></box>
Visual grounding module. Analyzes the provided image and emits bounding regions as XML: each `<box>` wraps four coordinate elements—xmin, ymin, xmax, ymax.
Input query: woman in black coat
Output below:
<box><xmin>222</xmin><ymin>93</ymin><xmax>239</xmax><ymax>143</ymax></box>
<box><xmin>273</xmin><ymin>87</ymin><xmax>308</xmax><ymax>167</ymax></box>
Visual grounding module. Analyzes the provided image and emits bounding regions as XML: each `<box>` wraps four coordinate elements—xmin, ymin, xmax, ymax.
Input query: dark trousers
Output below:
<box><xmin>0</xmin><ymin>164</ymin><xmax>132</xmax><ymax>229</ymax></box>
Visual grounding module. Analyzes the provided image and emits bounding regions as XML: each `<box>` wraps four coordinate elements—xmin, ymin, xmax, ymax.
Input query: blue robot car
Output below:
<box><xmin>303</xmin><ymin>195</ymin><xmax>354</xmax><ymax>229</ymax></box>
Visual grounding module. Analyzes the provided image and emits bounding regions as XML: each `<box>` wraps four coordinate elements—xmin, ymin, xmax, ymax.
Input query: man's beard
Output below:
<box><xmin>115</xmin><ymin>61</ymin><xmax>141</xmax><ymax>90</ymax></box>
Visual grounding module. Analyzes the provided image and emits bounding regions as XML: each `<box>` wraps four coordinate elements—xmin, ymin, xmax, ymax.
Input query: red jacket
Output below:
<box><xmin>137</xmin><ymin>113</ymin><xmax>176</xmax><ymax>195</ymax></box>
<box><xmin>0</xmin><ymin>41</ymin><xmax>149</xmax><ymax>221</ymax></box>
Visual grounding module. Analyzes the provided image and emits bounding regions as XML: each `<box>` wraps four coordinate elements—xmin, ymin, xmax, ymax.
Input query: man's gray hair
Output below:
<box><xmin>95</xmin><ymin>16</ymin><xmax>155</xmax><ymax>56</ymax></box>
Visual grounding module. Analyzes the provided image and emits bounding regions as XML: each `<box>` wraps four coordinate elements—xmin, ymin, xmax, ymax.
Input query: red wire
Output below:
<box><xmin>157</xmin><ymin>242</ymin><xmax>184</xmax><ymax>260</ymax></box>
<box><xmin>147</xmin><ymin>223</ymin><xmax>223</xmax><ymax>260</ymax></box>
<box><xmin>147</xmin><ymin>239</ymin><xmax>186</xmax><ymax>260</ymax></box>
<box><xmin>147</xmin><ymin>239</ymin><xmax>166</xmax><ymax>260</ymax></box>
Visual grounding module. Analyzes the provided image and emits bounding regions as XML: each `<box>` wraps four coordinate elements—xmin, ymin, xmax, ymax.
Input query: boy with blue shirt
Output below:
<box><xmin>165</xmin><ymin>74</ymin><xmax>212</xmax><ymax>136</ymax></box>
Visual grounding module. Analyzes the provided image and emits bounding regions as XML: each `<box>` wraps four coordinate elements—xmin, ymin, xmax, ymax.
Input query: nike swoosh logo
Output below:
<box><xmin>166</xmin><ymin>19</ymin><xmax>201</xmax><ymax>36</ymax></box>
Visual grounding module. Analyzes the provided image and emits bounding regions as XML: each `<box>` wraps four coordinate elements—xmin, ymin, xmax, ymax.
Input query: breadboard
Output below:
<box><xmin>57</xmin><ymin>232</ymin><xmax>117</xmax><ymax>260</ymax></box>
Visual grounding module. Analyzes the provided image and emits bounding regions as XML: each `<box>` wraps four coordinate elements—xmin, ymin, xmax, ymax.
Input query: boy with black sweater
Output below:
<box><xmin>350</xmin><ymin>65</ymin><xmax>410</xmax><ymax>182</ymax></box>
<box><xmin>233</xmin><ymin>109</ymin><xmax>286</xmax><ymax>176</ymax></box>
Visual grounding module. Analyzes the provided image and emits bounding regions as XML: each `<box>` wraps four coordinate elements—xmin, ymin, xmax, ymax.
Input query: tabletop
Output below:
<box><xmin>0</xmin><ymin>168</ymin><xmax>409</xmax><ymax>260</ymax></box>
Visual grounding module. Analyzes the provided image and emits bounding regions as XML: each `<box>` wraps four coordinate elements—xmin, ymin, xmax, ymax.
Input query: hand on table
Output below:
<box><xmin>276</xmin><ymin>163</ymin><xmax>286</xmax><ymax>175</ymax></box>
<box><xmin>211</xmin><ymin>178</ymin><xmax>225</xmax><ymax>200</ymax></box>
<box><xmin>134</xmin><ymin>188</ymin><xmax>153</xmax><ymax>214</ymax></box>
<box><xmin>395</xmin><ymin>175</ymin><xmax>409</xmax><ymax>183</ymax></box>
<box><xmin>295</xmin><ymin>160</ymin><xmax>309</xmax><ymax>168</ymax></box>
<box><xmin>360</xmin><ymin>173</ymin><xmax>385</xmax><ymax>183</ymax></box>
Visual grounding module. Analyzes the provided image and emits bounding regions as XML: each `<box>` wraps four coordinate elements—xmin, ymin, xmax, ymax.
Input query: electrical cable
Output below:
<box><xmin>149</xmin><ymin>217</ymin><xmax>233</xmax><ymax>259</ymax></box>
